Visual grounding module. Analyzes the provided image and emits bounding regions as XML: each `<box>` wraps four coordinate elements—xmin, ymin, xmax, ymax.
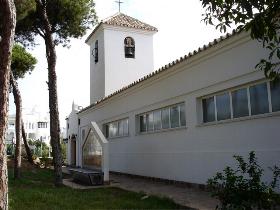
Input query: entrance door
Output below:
<box><xmin>71</xmin><ymin>140</ymin><xmax>76</xmax><ymax>166</ymax></box>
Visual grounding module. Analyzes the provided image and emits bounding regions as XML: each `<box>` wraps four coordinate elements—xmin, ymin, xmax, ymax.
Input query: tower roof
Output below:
<box><xmin>85</xmin><ymin>13</ymin><xmax>158</xmax><ymax>43</ymax></box>
<box><xmin>102</xmin><ymin>13</ymin><xmax>158</xmax><ymax>32</ymax></box>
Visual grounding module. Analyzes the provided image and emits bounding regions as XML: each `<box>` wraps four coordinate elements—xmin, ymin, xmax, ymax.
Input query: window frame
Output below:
<box><xmin>200</xmin><ymin>80</ymin><xmax>280</xmax><ymax>125</ymax></box>
<box><xmin>104</xmin><ymin>118</ymin><xmax>129</xmax><ymax>139</ymax></box>
<box><xmin>137</xmin><ymin>102</ymin><xmax>186</xmax><ymax>134</ymax></box>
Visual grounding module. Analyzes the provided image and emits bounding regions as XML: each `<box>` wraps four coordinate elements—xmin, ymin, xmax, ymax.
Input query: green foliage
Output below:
<box><xmin>60</xmin><ymin>139</ymin><xmax>67</xmax><ymax>163</ymax></box>
<box><xmin>29</xmin><ymin>139</ymin><xmax>50</xmax><ymax>158</ymax></box>
<box><xmin>208</xmin><ymin>151</ymin><xmax>280</xmax><ymax>210</ymax></box>
<box><xmin>15</xmin><ymin>0</ymin><xmax>98</xmax><ymax>47</ymax></box>
<box><xmin>201</xmin><ymin>0</ymin><xmax>280</xmax><ymax>80</ymax></box>
<box><xmin>11</xmin><ymin>44</ymin><xmax>37</xmax><ymax>80</ymax></box>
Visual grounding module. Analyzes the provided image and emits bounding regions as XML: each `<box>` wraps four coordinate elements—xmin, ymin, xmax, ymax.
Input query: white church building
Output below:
<box><xmin>66</xmin><ymin>13</ymin><xmax>280</xmax><ymax>185</ymax></box>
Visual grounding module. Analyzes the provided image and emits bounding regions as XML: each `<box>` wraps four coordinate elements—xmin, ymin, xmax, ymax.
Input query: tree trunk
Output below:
<box><xmin>21</xmin><ymin>122</ymin><xmax>34</xmax><ymax>165</ymax></box>
<box><xmin>36</xmin><ymin>0</ymin><xmax>63</xmax><ymax>186</ymax></box>
<box><xmin>0</xmin><ymin>0</ymin><xmax>16</xmax><ymax>208</ymax></box>
<box><xmin>10</xmin><ymin>73</ymin><xmax>34</xmax><ymax>167</ymax></box>
<box><xmin>10</xmin><ymin>73</ymin><xmax>21</xmax><ymax>179</ymax></box>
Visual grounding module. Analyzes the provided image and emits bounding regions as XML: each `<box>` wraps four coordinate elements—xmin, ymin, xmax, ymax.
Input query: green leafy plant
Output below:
<box><xmin>207</xmin><ymin>151</ymin><xmax>280</xmax><ymax>210</ymax></box>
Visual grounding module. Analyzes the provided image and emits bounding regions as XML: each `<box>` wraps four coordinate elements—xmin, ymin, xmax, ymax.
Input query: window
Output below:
<box><xmin>201</xmin><ymin>80</ymin><xmax>280</xmax><ymax>124</ymax></box>
<box><xmin>153</xmin><ymin>110</ymin><xmax>161</xmax><ymax>130</ymax></box>
<box><xmin>216</xmin><ymin>93</ymin><xmax>231</xmax><ymax>121</ymax></box>
<box><xmin>38</xmin><ymin>122</ymin><xmax>47</xmax><ymax>128</ymax></box>
<box><xmin>179</xmin><ymin>103</ymin><xmax>186</xmax><ymax>126</ymax></box>
<box><xmin>147</xmin><ymin>113</ymin><xmax>153</xmax><ymax>131</ymax></box>
<box><xmin>138</xmin><ymin>102</ymin><xmax>186</xmax><ymax>133</ymax></box>
<box><xmin>104</xmin><ymin>118</ymin><xmax>129</xmax><ymax>138</ymax></box>
<box><xmin>124</xmin><ymin>37</ymin><xmax>135</xmax><ymax>58</ymax></box>
<box><xmin>140</xmin><ymin>115</ymin><xmax>147</xmax><ymax>132</ymax></box>
<box><xmin>232</xmin><ymin>88</ymin><xmax>249</xmax><ymax>118</ymax></box>
<box><xmin>94</xmin><ymin>40</ymin><xmax>98</xmax><ymax>63</ymax></box>
<box><xmin>202</xmin><ymin>97</ymin><xmax>215</xmax><ymax>123</ymax></box>
<box><xmin>170</xmin><ymin>105</ymin><xmax>180</xmax><ymax>128</ymax></box>
<box><xmin>161</xmin><ymin>108</ymin><xmax>170</xmax><ymax>129</ymax></box>
<box><xmin>249</xmin><ymin>82</ymin><xmax>269</xmax><ymax>115</ymax></box>
<box><xmin>270</xmin><ymin>80</ymin><xmax>280</xmax><ymax>112</ymax></box>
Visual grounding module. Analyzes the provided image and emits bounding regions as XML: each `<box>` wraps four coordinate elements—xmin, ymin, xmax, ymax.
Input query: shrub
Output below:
<box><xmin>207</xmin><ymin>151</ymin><xmax>280</xmax><ymax>210</ymax></box>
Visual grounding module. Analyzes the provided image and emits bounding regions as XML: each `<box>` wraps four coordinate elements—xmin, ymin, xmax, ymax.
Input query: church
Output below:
<box><xmin>66</xmin><ymin>12</ymin><xmax>280</xmax><ymax>185</ymax></box>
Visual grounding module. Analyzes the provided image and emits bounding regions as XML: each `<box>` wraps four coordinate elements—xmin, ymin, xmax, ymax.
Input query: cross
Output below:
<box><xmin>115</xmin><ymin>0</ymin><xmax>123</xmax><ymax>12</ymax></box>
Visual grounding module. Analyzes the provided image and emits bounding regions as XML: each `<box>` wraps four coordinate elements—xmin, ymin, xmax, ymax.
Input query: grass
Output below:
<box><xmin>8</xmin><ymin>164</ymin><xmax>185</xmax><ymax>210</ymax></box>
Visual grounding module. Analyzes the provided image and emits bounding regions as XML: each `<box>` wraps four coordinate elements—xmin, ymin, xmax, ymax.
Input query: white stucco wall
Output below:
<box><xmin>66</xmin><ymin>104</ymin><xmax>80</xmax><ymax>165</ymax></box>
<box><xmin>104</xmin><ymin>26</ymin><xmax>155</xmax><ymax>96</ymax></box>
<box><xmin>88</xmin><ymin>28</ymin><xmax>105</xmax><ymax>104</ymax></box>
<box><xmin>77</xmin><ymin>31</ymin><xmax>280</xmax><ymax>185</ymax></box>
<box><xmin>87</xmin><ymin>25</ymin><xmax>156</xmax><ymax>104</ymax></box>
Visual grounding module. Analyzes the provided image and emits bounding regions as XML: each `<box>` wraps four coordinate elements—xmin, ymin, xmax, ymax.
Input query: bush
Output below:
<box><xmin>39</xmin><ymin>157</ymin><xmax>53</xmax><ymax>168</ymax></box>
<box><xmin>207</xmin><ymin>151</ymin><xmax>280</xmax><ymax>210</ymax></box>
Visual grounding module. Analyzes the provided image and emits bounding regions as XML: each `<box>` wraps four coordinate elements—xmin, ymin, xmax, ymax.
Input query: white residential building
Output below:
<box><xmin>66</xmin><ymin>13</ymin><xmax>280</xmax><ymax>185</ymax></box>
<box><xmin>7</xmin><ymin>106</ymin><xmax>51</xmax><ymax>145</ymax></box>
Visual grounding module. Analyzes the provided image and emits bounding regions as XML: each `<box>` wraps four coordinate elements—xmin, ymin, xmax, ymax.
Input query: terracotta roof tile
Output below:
<box><xmin>85</xmin><ymin>13</ymin><xmax>157</xmax><ymax>43</ymax></box>
<box><xmin>80</xmin><ymin>29</ymin><xmax>242</xmax><ymax>114</ymax></box>
<box><xmin>102</xmin><ymin>13</ymin><xmax>158</xmax><ymax>32</ymax></box>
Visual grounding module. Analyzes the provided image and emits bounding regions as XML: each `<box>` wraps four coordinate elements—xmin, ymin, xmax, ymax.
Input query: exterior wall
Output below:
<box><xmin>104</xmin><ymin>26</ymin><xmax>155</xmax><ymax>96</ymax></box>
<box><xmin>7</xmin><ymin>108</ymin><xmax>50</xmax><ymax>145</ymax></box>
<box><xmin>87</xmin><ymin>25</ymin><xmax>155</xmax><ymax>104</ymax></box>
<box><xmin>88</xmin><ymin>27</ymin><xmax>105</xmax><ymax>104</ymax></box>
<box><xmin>77</xmin><ymin>32</ymin><xmax>280</xmax><ymax>185</ymax></box>
<box><xmin>66</xmin><ymin>103</ymin><xmax>83</xmax><ymax>165</ymax></box>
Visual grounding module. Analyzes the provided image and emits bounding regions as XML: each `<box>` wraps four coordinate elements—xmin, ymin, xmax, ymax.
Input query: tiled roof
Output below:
<box><xmin>85</xmin><ymin>13</ymin><xmax>157</xmax><ymax>43</ymax></box>
<box><xmin>102</xmin><ymin>13</ymin><xmax>158</xmax><ymax>32</ymax></box>
<box><xmin>80</xmin><ymin>29</ymin><xmax>242</xmax><ymax>114</ymax></box>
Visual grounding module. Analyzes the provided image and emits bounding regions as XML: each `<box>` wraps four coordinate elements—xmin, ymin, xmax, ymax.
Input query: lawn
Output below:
<box><xmin>8</xmin><ymin>164</ymin><xmax>185</xmax><ymax>210</ymax></box>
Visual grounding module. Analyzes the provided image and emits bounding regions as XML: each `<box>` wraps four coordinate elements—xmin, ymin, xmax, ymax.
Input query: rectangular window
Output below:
<box><xmin>270</xmin><ymin>80</ymin><xmax>280</xmax><ymax>112</ymax></box>
<box><xmin>179</xmin><ymin>103</ymin><xmax>186</xmax><ymax>126</ymax></box>
<box><xmin>216</xmin><ymin>93</ymin><xmax>231</xmax><ymax>121</ymax></box>
<box><xmin>109</xmin><ymin>122</ymin><xmax>117</xmax><ymax>138</ymax></box>
<box><xmin>105</xmin><ymin>125</ymin><xmax>109</xmax><ymax>138</ymax></box>
<box><xmin>140</xmin><ymin>115</ymin><xmax>147</xmax><ymax>132</ymax></box>
<box><xmin>138</xmin><ymin>103</ymin><xmax>186</xmax><ymax>133</ymax></box>
<box><xmin>161</xmin><ymin>108</ymin><xmax>170</xmax><ymax>129</ymax></box>
<box><xmin>147</xmin><ymin>113</ymin><xmax>154</xmax><ymax>131</ymax></box>
<box><xmin>202</xmin><ymin>97</ymin><xmax>215</xmax><ymax>123</ymax></box>
<box><xmin>170</xmin><ymin>105</ymin><xmax>180</xmax><ymax>128</ymax></box>
<box><xmin>201</xmin><ymin>80</ymin><xmax>279</xmax><ymax>124</ymax></box>
<box><xmin>105</xmin><ymin>118</ymin><xmax>129</xmax><ymax>138</ymax></box>
<box><xmin>250</xmin><ymin>82</ymin><xmax>269</xmax><ymax>115</ymax></box>
<box><xmin>123</xmin><ymin>119</ymin><xmax>129</xmax><ymax>136</ymax></box>
<box><xmin>232</xmin><ymin>88</ymin><xmax>249</xmax><ymax>118</ymax></box>
<box><xmin>118</xmin><ymin>121</ymin><xmax>124</xmax><ymax>136</ymax></box>
<box><xmin>153</xmin><ymin>110</ymin><xmax>161</xmax><ymax>130</ymax></box>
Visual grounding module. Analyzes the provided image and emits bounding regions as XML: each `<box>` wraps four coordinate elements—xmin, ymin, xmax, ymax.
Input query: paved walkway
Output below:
<box><xmin>63</xmin><ymin>167</ymin><xmax>218</xmax><ymax>210</ymax></box>
<box><xmin>110</xmin><ymin>174</ymin><xmax>218</xmax><ymax>210</ymax></box>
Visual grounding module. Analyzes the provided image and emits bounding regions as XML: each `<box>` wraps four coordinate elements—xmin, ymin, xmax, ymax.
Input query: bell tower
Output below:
<box><xmin>85</xmin><ymin>13</ymin><xmax>158</xmax><ymax>104</ymax></box>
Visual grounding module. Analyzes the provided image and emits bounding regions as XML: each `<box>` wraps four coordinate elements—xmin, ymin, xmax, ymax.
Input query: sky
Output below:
<box><xmin>9</xmin><ymin>0</ymin><xmax>224</xmax><ymax>128</ymax></box>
